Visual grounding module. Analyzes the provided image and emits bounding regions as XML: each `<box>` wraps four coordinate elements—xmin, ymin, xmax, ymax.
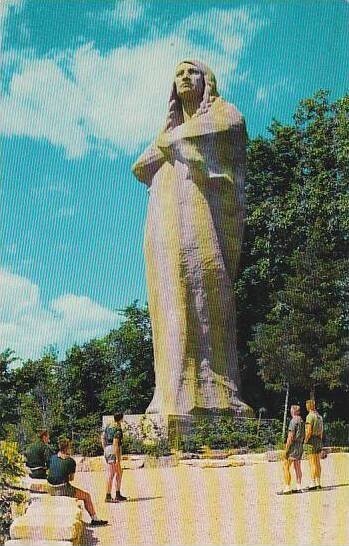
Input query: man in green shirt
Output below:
<box><xmin>24</xmin><ymin>430</ymin><xmax>53</xmax><ymax>479</ymax></box>
<box><xmin>304</xmin><ymin>399</ymin><xmax>324</xmax><ymax>489</ymax></box>
<box><xmin>48</xmin><ymin>437</ymin><xmax>107</xmax><ymax>527</ymax></box>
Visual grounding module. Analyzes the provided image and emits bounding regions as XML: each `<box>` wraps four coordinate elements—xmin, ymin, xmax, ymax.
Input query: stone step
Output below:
<box><xmin>20</xmin><ymin>477</ymin><xmax>48</xmax><ymax>493</ymax></box>
<box><xmin>25</xmin><ymin>504</ymin><xmax>83</xmax><ymax>521</ymax></box>
<box><xmin>5</xmin><ymin>539</ymin><xmax>73</xmax><ymax>546</ymax></box>
<box><xmin>9</xmin><ymin>514</ymin><xmax>83</xmax><ymax>544</ymax></box>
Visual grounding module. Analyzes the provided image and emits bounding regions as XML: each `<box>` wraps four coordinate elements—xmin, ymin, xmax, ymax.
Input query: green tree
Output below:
<box><xmin>102</xmin><ymin>302</ymin><xmax>154</xmax><ymax>414</ymax></box>
<box><xmin>14</xmin><ymin>351</ymin><xmax>66</xmax><ymax>444</ymax></box>
<box><xmin>237</xmin><ymin>90</ymin><xmax>349</xmax><ymax>413</ymax></box>
<box><xmin>59</xmin><ymin>338</ymin><xmax>113</xmax><ymax>427</ymax></box>
<box><xmin>250</xmin><ymin>246</ymin><xmax>348</xmax><ymax>398</ymax></box>
<box><xmin>0</xmin><ymin>441</ymin><xmax>27</xmax><ymax>545</ymax></box>
<box><xmin>0</xmin><ymin>350</ymin><xmax>20</xmax><ymax>438</ymax></box>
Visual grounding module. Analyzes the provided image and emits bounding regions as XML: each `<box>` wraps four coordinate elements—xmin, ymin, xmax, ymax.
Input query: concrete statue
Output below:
<box><xmin>132</xmin><ymin>60</ymin><xmax>252</xmax><ymax>417</ymax></box>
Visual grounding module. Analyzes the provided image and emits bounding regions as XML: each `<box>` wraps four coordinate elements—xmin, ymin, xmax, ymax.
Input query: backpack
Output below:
<box><xmin>294</xmin><ymin>417</ymin><xmax>305</xmax><ymax>442</ymax></box>
<box><xmin>104</xmin><ymin>425</ymin><xmax>115</xmax><ymax>445</ymax></box>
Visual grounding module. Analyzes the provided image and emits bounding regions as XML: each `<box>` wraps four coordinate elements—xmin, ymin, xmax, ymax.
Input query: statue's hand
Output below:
<box><xmin>155</xmin><ymin>130</ymin><xmax>174</xmax><ymax>162</ymax></box>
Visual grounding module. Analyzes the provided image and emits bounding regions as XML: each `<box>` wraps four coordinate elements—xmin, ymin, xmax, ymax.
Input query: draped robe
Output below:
<box><xmin>132</xmin><ymin>97</ymin><xmax>252</xmax><ymax>416</ymax></box>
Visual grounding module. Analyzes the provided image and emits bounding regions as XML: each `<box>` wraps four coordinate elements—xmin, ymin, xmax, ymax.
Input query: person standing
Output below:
<box><xmin>24</xmin><ymin>430</ymin><xmax>53</xmax><ymax>479</ymax></box>
<box><xmin>282</xmin><ymin>405</ymin><xmax>305</xmax><ymax>494</ymax></box>
<box><xmin>101</xmin><ymin>413</ymin><xmax>127</xmax><ymax>502</ymax></box>
<box><xmin>304</xmin><ymin>399</ymin><xmax>324</xmax><ymax>489</ymax></box>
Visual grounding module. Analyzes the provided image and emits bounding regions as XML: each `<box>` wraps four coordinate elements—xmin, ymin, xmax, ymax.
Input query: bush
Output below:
<box><xmin>0</xmin><ymin>441</ymin><xmax>28</xmax><ymax>545</ymax></box>
<box><xmin>122</xmin><ymin>435</ymin><xmax>146</xmax><ymax>455</ymax></box>
<box><xmin>122</xmin><ymin>435</ymin><xmax>172</xmax><ymax>457</ymax></box>
<box><xmin>76</xmin><ymin>432</ymin><xmax>103</xmax><ymax>457</ymax></box>
<box><xmin>174</xmin><ymin>417</ymin><xmax>283</xmax><ymax>453</ymax></box>
<box><xmin>324</xmin><ymin>420</ymin><xmax>349</xmax><ymax>446</ymax></box>
<box><xmin>143</xmin><ymin>438</ymin><xmax>171</xmax><ymax>457</ymax></box>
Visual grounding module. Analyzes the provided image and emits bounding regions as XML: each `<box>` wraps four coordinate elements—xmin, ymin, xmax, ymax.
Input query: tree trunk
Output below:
<box><xmin>309</xmin><ymin>386</ymin><xmax>315</xmax><ymax>400</ymax></box>
<box><xmin>282</xmin><ymin>382</ymin><xmax>290</xmax><ymax>441</ymax></box>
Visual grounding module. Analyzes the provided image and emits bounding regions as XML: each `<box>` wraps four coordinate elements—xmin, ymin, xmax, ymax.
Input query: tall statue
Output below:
<box><xmin>132</xmin><ymin>60</ymin><xmax>251</xmax><ymax>416</ymax></box>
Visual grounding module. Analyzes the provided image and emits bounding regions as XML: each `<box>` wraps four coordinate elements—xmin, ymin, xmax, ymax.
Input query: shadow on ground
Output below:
<box><xmin>126</xmin><ymin>495</ymin><xmax>163</xmax><ymax>503</ymax></box>
<box><xmin>306</xmin><ymin>483</ymin><xmax>349</xmax><ymax>493</ymax></box>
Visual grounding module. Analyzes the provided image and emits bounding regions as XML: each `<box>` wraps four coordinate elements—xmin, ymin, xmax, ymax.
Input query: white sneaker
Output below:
<box><xmin>283</xmin><ymin>486</ymin><xmax>291</xmax><ymax>494</ymax></box>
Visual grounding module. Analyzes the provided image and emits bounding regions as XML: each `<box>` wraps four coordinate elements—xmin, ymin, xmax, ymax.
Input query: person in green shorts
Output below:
<box><xmin>304</xmin><ymin>399</ymin><xmax>324</xmax><ymax>489</ymax></box>
<box><xmin>47</xmin><ymin>437</ymin><xmax>108</xmax><ymax>526</ymax></box>
<box><xmin>101</xmin><ymin>413</ymin><xmax>127</xmax><ymax>502</ymax></box>
<box><xmin>24</xmin><ymin>430</ymin><xmax>53</xmax><ymax>479</ymax></box>
<box><xmin>282</xmin><ymin>405</ymin><xmax>305</xmax><ymax>494</ymax></box>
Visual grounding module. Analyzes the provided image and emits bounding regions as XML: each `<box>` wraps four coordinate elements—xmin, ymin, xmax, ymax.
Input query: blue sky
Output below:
<box><xmin>0</xmin><ymin>0</ymin><xmax>348</xmax><ymax>360</ymax></box>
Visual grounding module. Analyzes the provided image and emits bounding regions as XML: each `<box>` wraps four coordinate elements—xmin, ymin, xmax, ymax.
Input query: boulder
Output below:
<box><xmin>75</xmin><ymin>454</ymin><xmax>146</xmax><ymax>472</ymax></box>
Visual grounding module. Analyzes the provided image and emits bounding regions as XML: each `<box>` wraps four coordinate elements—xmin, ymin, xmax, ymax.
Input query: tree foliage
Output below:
<box><xmin>238</xmin><ymin>90</ymin><xmax>349</xmax><ymax>405</ymax></box>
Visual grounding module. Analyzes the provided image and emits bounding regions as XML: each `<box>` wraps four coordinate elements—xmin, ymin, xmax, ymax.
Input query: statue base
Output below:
<box><xmin>103</xmin><ymin>405</ymin><xmax>254</xmax><ymax>446</ymax></box>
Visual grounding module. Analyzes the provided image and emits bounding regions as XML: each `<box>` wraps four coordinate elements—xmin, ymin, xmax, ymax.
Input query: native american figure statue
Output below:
<box><xmin>132</xmin><ymin>60</ymin><xmax>251</xmax><ymax>416</ymax></box>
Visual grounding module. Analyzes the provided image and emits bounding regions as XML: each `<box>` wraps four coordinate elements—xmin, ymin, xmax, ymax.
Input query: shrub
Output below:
<box><xmin>0</xmin><ymin>441</ymin><xmax>28</xmax><ymax>545</ymax></box>
<box><xmin>324</xmin><ymin>420</ymin><xmax>349</xmax><ymax>446</ymax></box>
<box><xmin>143</xmin><ymin>438</ymin><xmax>171</xmax><ymax>457</ymax></box>
<box><xmin>76</xmin><ymin>432</ymin><xmax>103</xmax><ymax>457</ymax></box>
<box><xmin>173</xmin><ymin>416</ymin><xmax>283</xmax><ymax>453</ymax></box>
<box><xmin>122</xmin><ymin>435</ymin><xmax>146</xmax><ymax>455</ymax></box>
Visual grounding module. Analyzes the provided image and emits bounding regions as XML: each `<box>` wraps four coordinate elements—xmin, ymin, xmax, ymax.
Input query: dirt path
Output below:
<box><xmin>75</xmin><ymin>453</ymin><xmax>349</xmax><ymax>545</ymax></box>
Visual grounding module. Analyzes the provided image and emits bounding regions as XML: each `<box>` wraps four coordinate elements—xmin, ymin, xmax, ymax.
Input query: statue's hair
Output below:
<box><xmin>166</xmin><ymin>60</ymin><xmax>220</xmax><ymax>129</ymax></box>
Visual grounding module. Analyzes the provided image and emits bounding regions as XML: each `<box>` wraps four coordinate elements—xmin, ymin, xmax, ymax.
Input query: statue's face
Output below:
<box><xmin>175</xmin><ymin>62</ymin><xmax>204</xmax><ymax>101</ymax></box>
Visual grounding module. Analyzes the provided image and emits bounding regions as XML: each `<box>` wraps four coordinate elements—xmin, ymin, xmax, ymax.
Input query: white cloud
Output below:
<box><xmin>0</xmin><ymin>6</ymin><xmax>265</xmax><ymax>156</ymax></box>
<box><xmin>0</xmin><ymin>0</ymin><xmax>23</xmax><ymax>39</ymax></box>
<box><xmin>54</xmin><ymin>206</ymin><xmax>75</xmax><ymax>219</ymax></box>
<box><xmin>88</xmin><ymin>0</ymin><xmax>145</xmax><ymax>28</ymax></box>
<box><xmin>0</xmin><ymin>269</ymin><xmax>121</xmax><ymax>360</ymax></box>
<box><xmin>255</xmin><ymin>78</ymin><xmax>292</xmax><ymax>104</ymax></box>
<box><xmin>111</xmin><ymin>0</ymin><xmax>145</xmax><ymax>26</ymax></box>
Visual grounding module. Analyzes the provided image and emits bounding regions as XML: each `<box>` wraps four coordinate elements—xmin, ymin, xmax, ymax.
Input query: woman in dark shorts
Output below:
<box><xmin>101</xmin><ymin>413</ymin><xmax>127</xmax><ymax>503</ymax></box>
<box><xmin>47</xmin><ymin>437</ymin><xmax>107</xmax><ymax>526</ymax></box>
<box><xmin>282</xmin><ymin>405</ymin><xmax>305</xmax><ymax>494</ymax></box>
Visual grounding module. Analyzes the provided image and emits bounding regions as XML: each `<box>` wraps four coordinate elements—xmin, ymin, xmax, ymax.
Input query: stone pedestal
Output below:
<box><xmin>103</xmin><ymin>410</ymin><xmax>255</xmax><ymax>448</ymax></box>
<box><xmin>103</xmin><ymin>414</ymin><xmax>168</xmax><ymax>440</ymax></box>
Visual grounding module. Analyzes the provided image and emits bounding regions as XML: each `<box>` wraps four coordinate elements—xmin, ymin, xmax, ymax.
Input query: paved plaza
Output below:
<box><xmin>76</xmin><ymin>453</ymin><xmax>349</xmax><ymax>545</ymax></box>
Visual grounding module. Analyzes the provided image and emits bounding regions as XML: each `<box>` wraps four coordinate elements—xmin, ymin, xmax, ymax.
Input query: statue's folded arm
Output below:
<box><xmin>131</xmin><ymin>143</ymin><xmax>167</xmax><ymax>185</ymax></box>
<box><xmin>157</xmin><ymin>122</ymin><xmax>247</xmax><ymax>179</ymax></box>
